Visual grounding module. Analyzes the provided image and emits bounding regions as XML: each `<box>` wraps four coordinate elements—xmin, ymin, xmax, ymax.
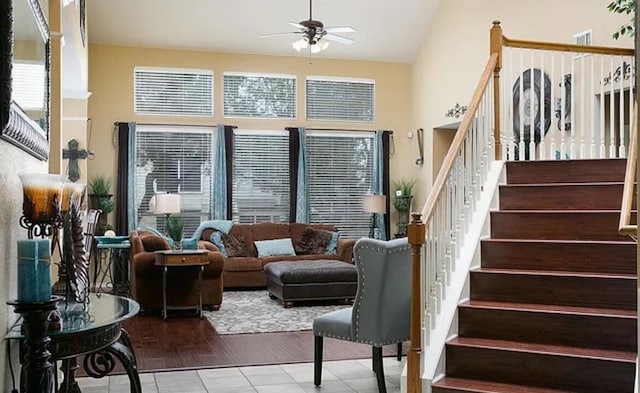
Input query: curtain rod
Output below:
<box><xmin>301</xmin><ymin>127</ymin><xmax>393</xmax><ymax>134</ymax></box>
<box><xmin>113</xmin><ymin>122</ymin><xmax>237</xmax><ymax>129</ymax></box>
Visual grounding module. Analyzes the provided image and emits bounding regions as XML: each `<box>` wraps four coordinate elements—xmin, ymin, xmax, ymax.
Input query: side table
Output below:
<box><xmin>94</xmin><ymin>236</ymin><xmax>131</xmax><ymax>296</ymax></box>
<box><xmin>6</xmin><ymin>294</ymin><xmax>141</xmax><ymax>392</ymax></box>
<box><xmin>154</xmin><ymin>250</ymin><xmax>209</xmax><ymax>320</ymax></box>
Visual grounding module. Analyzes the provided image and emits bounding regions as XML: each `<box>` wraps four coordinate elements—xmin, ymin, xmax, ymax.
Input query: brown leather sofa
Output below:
<box><xmin>197</xmin><ymin>222</ymin><xmax>356</xmax><ymax>288</ymax></box>
<box><xmin>129</xmin><ymin>230</ymin><xmax>224</xmax><ymax>311</ymax></box>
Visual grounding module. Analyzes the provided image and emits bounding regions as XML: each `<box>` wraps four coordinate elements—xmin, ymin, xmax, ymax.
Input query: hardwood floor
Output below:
<box><xmin>119</xmin><ymin>313</ymin><xmax>404</xmax><ymax>373</ymax></box>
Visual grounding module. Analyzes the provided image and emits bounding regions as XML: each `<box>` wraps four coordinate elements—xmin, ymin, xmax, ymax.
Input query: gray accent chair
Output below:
<box><xmin>312</xmin><ymin>237</ymin><xmax>412</xmax><ymax>393</ymax></box>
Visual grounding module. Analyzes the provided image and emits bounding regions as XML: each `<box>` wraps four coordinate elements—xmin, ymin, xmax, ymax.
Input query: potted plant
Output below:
<box><xmin>88</xmin><ymin>175</ymin><xmax>114</xmax><ymax>234</ymax></box>
<box><xmin>393</xmin><ymin>178</ymin><xmax>416</xmax><ymax>237</ymax></box>
<box><xmin>165</xmin><ymin>216</ymin><xmax>184</xmax><ymax>250</ymax></box>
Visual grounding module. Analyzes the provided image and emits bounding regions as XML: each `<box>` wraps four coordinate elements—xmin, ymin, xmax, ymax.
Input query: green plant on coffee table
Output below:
<box><xmin>165</xmin><ymin>216</ymin><xmax>184</xmax><ymax>244</ymax></box>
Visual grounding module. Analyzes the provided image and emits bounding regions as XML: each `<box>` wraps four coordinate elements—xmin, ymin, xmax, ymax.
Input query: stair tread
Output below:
<box><xmin>449</xmin><ymin>337</ymin><xmax>636</xmax><ymax>362</ymax></box>
<box><xmin>473</xmin><ymin>267</ymin><xmax>636</xmax><ymax>279</ymax></box>
<box><xmin>460</xmin><ymin>300</ymin><xmax>637</xmax><ymax>318</ymax></box>
<box><xmin>484</xmin><ymin>238</ymin><xmax>634</xmax><ymax>245</ymax></box>
<box><xmin>433</xmin><ymin>377</ymin><xmax>575</xmax><ymax>393</ymax></box>
<box><xmin>491</xmin><ymin>209</ymin><xmax>633</xmax><ymax>213</ymax></box>
<box><xmin>501</xmin><ymin>181</ymin><xmax>626</xmax><ymax>187</ymax></box>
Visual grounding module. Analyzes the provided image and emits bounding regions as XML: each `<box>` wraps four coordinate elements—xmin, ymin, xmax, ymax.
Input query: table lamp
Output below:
<box><xmin>153</xmin><ymin>193</ymin><xmax>181</xmax><ymax>217</ymax></box>
<box><xmin>363</xmin><ymin>194</ymin><xmax>386</xmax><ymax>239</ymax></box>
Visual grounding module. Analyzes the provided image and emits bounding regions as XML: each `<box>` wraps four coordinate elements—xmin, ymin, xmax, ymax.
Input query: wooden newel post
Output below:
<box><xmin>490</xmin><ymin>20</ymin><xmax>503</xmax><ymax>160</ymax></box>
<box><xmin>407</xmin><ymin>213</ymin><xmax>425</xmax><ymax>393</ymax></box>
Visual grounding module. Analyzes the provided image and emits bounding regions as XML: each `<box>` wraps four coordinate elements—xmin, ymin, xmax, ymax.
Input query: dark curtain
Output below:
<box><xmin>115</xmin><ymin>122</ymin><xmax>130</xmax><ymax>236</ymax></box>
<box><xmin>287</xmin><ymin>127</ymin><xmax>301</xmax><ymax>222</ymax></box>
<box><xmin>224</xmin><ymin>125</ymin><xmax>235</xmax><ymax>220</ymax></box>
<box><xmin>382</xmin><ymin>131</ymin><xmax>391</xmax><ymax>240</ymax></box>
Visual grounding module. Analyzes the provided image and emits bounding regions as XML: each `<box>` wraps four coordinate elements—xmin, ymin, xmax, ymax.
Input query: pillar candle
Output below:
<box><xmin>17</xmin><ymin>239</ymin><xmax>52</xmax><ymax>303</ymax></box>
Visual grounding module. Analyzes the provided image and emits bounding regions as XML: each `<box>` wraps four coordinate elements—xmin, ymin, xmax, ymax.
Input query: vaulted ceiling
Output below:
<box><xmin>87</xmin><ymin>0</ymin><xmax>441</xmax><ymax>63</ymax></box>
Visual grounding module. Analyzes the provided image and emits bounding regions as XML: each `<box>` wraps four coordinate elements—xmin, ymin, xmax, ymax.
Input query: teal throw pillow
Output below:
<box><xmin>181</xmin><ymin>238</ymin><xmax>198</xmax><ymax>250</ymax></box>
<box><xmin>209</xmin><ymin>231</ymin><xmax>228</xmax><ymax>257</ymax></box>
<box><xmin>325</xmin><ymin>231</ymin><xmax>340</xmax><ymax>255</ymax></box>
<box><xmin>254</xmin><ymin>238</ymin><xmax>296</xmax><ymax>257</ymax></box>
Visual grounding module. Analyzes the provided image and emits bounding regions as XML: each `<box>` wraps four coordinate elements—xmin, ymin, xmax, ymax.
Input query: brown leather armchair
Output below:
<box><xmin>129</xmin><ymin>230</ymin><xmax>224</xmax><ymax>311</ymax></box>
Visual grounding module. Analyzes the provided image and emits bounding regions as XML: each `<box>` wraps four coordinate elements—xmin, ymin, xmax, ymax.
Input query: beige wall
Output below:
<box><xmin>0</xmin><ymin>144</ymin><xmax>49</xmax><ymax>391</ymax></box>
<box><xmin>410</xmin><ymin>0</ymin><xmax>633</xmax><ymax>208</ymax></box>
<box><xmin>88</xmin><ymin>45</ymin><xmax>412</xmax><ymax>231</ymax></box>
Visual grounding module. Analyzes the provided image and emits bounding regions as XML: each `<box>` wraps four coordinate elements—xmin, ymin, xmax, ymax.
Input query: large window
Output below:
<box><xmin>134</xmin><ymin>125</ymin><xmax>215</xmax><ymax>236</ymax></box>
<box><xmin>134</xmin><ymin>67</ymin><xmax>214</xmax><ymax>116</ymax></box>
<box><xmin>306</xmin><ymin>76</ymin><xmax>375</xmax><ymax>122</ymax></box>
<box><xmin>223</xmin><ymin>73</ymin><xmax>296</xmax><ymax>118</ymax></box>
<box><xmin>307</xmin><ymin>131</ymin><xmax>375</xmax><ymax>238</ymax></box>
<box><xmin>232</xmin><ymin>130</ymin><xmax>290</xmax><ymax>224</ymax></box>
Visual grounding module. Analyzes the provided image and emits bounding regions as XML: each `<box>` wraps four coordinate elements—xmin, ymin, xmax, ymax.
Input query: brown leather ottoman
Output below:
<box><xmin>264</xmin><ymin>260</ymin><xmax>358</xmax><ymax>308</ymax></box>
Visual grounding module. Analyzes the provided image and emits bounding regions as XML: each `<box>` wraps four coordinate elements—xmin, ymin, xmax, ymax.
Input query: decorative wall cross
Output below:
<box><xmin>62</xmin><ymin>139</ymin><xmax>89</xmax><ymax>182</ymax></box>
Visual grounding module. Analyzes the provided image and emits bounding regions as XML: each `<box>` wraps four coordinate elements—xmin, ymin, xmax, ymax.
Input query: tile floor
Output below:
<box><xmin>77</xmin><ymin>357</ymin><xmax>405</xmax><ymax>393</ymax></box>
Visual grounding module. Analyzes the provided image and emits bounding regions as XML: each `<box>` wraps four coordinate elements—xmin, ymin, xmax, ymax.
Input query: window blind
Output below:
<box><xmin>232</xmin><ymin>130</ymin><xmax>290</xmax><ymax>224</ymax></box>
<box><xmin>134</xmin><ymin>125</ymin><xmax>215</xmax><ymax>236</ymax></box>
<box><xmin>13</xmin><ymin>61</ymin><xmax>45</xmax><ymax>110</ymax></box>
<box><xmin>307</xmin><ymin>131</ymin><xmax>375</xmax><ymax>238</ymax></box>
<box><xmin>306</xmin><ymin>77</ymin><xmax>375</xmax><ymax>122</ymax></box>
<box><xmin>223</xmin><ymin>73</ymin><xmax>296</xmax><ymax>118</ymax></box>
<box><xmin>134</xmin><ymin>68</ymin><xmax>213</xmax><ymax>116</ymax></box>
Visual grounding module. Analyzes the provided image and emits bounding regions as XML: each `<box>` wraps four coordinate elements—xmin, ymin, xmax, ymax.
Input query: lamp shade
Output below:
<box><xmin>154</xmin><ymin>193</ymin><xmax>181</xmax><ymax>214</ymax></box>
<box><xmin>363</xmin><ymin>195</ymin><xmax>386</xmax><ymax>214</ymax></box>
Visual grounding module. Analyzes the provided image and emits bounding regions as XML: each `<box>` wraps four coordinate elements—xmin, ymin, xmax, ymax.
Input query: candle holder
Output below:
<box><xmin>18</xmin><ymin>174</ymin><xmax>65</xmax><ymax>239</ymax></box>
<box><xmin>7</xmin><ymin>296</ymin><xmax>63</xmax><ymax>393</ymax></box>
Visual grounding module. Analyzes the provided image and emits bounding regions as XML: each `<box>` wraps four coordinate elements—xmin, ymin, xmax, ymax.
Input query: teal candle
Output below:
<box><xmin>17</xmin><ymin>239</ymin><xmax>52</xmax><ymax>303</ymax></box>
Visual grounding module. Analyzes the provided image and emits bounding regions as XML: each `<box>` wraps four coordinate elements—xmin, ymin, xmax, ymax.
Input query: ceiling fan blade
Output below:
<box><xmin>324</xmin><ymin>26</ymin><xmax>355</xmax><ymax>34</ymax></box>
<box><xmin>259</xmin><ymin>32</ymin><xmax>302</xmax><ymax>38</ymax></box>
<box><xmin>288</xmin><ymin>22</ymin><xmax>306</xmax><ymax>29</ymax></box>
<box><xmin>324</xmin><ymin>34</ymin><xmax>354</xmax><ymax>45</ymax></box>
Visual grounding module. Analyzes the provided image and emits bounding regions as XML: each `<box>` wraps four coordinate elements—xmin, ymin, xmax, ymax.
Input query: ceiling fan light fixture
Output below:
<box><xmin>292</xmin><ymin>38</ymin><xmax>308</xmax><ymax>52</ymax></box>
<box><xmin>319</xmin><ymin>40</ymin><xmax>330</xmax><ymax>50</ymax></box>
<box><xmin>310</xmin><ymin>43</ymin><xmax>322</xmax><ymax>54</ymax></box>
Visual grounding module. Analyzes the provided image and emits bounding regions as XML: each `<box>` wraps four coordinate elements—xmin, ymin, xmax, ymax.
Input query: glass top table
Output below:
<box><xmin>6</xmin><ymin>294</ymin><xmax>142</xmax><ymax>392</ymax></box>
<box><xmin>6</xmin><ymin>293</ymin><xmax>139</xmax><ymax>339</ymax></box>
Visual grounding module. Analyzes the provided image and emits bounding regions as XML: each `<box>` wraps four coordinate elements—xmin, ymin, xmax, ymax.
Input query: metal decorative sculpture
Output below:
<box><xmin>62</xmin><ymin>192</ymin><xmax>90</xmax><ymax>305</ymax></box>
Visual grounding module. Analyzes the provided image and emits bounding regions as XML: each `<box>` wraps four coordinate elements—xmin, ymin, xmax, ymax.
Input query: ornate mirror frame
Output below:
<box><xmin>0</xmin><ymin>0</ymin><xmax>50</xmax><ymax>161</ymax></box>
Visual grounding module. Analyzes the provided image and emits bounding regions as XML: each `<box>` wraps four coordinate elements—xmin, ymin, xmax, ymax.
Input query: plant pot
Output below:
<box><xmin>89</xmin><ymin>194</ymin><xmax>114</xmax><ymax>235</ymax></box>
<box><xmin>394</xmin><ymin>195</ymin><xmax>413</xmax><ymax>237</ymax></box>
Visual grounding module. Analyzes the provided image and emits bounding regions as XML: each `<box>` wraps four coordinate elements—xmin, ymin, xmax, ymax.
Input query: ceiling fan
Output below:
<box><xmin>260</xmin><ymin>0</ymin><xmax>355</xmax><ymax>54</ymax></box>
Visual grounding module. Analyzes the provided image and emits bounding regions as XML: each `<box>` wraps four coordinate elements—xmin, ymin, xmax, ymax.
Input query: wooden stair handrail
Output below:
<box><xmin>619</xmin><ymin>102</ymin><xmax>637</xmax><ymax>239</ymax></box>
<box><xmin>503</xmin><ymin>36</ymin><xmax>634</xmax><ymax>56</ymax></box>
<box><xmin>420</xmin><ymin>54</ymin><xmax>498</xmax><ymax>222</ymax></box>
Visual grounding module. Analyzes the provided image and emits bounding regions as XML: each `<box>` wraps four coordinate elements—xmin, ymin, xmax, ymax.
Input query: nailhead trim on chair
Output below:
<box><xmin>351</xmin><ymin>242</ymin><xmax>412</xmax><ymax>347</ymax></box>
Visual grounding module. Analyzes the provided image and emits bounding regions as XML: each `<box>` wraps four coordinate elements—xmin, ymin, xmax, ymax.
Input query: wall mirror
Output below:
<box><xmin>0</xmin><ymin>0</ymin><xmax>50</xmax><ymax>161</ymax></box>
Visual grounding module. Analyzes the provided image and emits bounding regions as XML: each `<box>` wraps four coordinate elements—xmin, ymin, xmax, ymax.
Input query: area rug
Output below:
<box><xmin>203</xmin><ymin>290</ymin><xmax>350</xmax><ymax>335</ymax></box>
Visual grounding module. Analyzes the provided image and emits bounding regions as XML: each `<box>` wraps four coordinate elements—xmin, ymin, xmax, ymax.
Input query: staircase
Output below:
<box><xmin>431</xmin><ymin>159</ymin><xmax>637</xmax><ymax>393</ymax></box>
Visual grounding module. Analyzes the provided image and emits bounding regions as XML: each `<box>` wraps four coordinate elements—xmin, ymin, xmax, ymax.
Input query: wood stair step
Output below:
<box><xmin>499</xmin><ymin>182</ymin><xmax>635</xmax><ymax>210</ymax></box>
<box><xmin>506</xmin><ymin>159</ymin><xmax>626</xmax><ymax>184</ymax></box>
<box><xmin>446</xmin><ymin>337</ymin><xmax>635</xmax><ymax>392</ymax></box>
<box><xmin>432</xmin><ymin>377</ymin><xmax>576</xmax><ymax>393</ymax></box>
<box><xmin>480</xmin><ymin>239</ymin><xmax>636</xmax><ymax>274</ymax></box>
<box><xmin>458</xmin><ymin>300</ymin><xmax>637</xmax><ymax>351</ymax></box>
<box><xmin>470</xmin><ymin>268</ymin><xmax>637</xmax><ymax>310</ymax></box>
<box><xmin>490</xmin><ymin>210</ymin><xmax>635</xmax><ymax>241</ymax></box>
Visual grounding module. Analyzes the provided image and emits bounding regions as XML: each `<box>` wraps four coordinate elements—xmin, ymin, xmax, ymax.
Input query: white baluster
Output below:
<box><xmin>539</xmin><ymin>51</ymin><xmax>546</xmax><ymax>160</ymax></box>
<box><xmin>609</xmin><ymin>56</ymin><xmax>616</xmax><ymax>158</ymax></box>
<box><xmin>590</xmin><ymin>54</ymin><xmax>596</xmax><ymax>158</ymax></box>
<box><xmin>570</xmin><ymin>55</ymin><xmax>576</xmax><ymax>158</ymax></box>
<box><xmin>560</xmin><ymin>54</ymin><xmax>567</xmax><ymax>159</ymax></box>
<box><xmin>529</xmin><ymin>51</ymin><xmax>535</xmax><ymax>160</ymax></box>
<box><xmin>519</xmin><ymin>49</ymin><xmax>525</xmax><ymax>160</ymax></box>
<box><xmin>550</xmin><ymin>51</ymin><xmax>557</xmax><ymax>159</ymax></box>
<box><xmin>580</xmin><ymin>50</ymin><xmax>585</xmax><ymax>158</ymax></box>
<box><xmin>619</xmin><ymin>57</ymin><xmax>626</xmax><ymax>158</ymax></box>
<box><xmin>600</xmin><ymin>55</ymin><xmax>606</xmax><ymax>158</ymax></box>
